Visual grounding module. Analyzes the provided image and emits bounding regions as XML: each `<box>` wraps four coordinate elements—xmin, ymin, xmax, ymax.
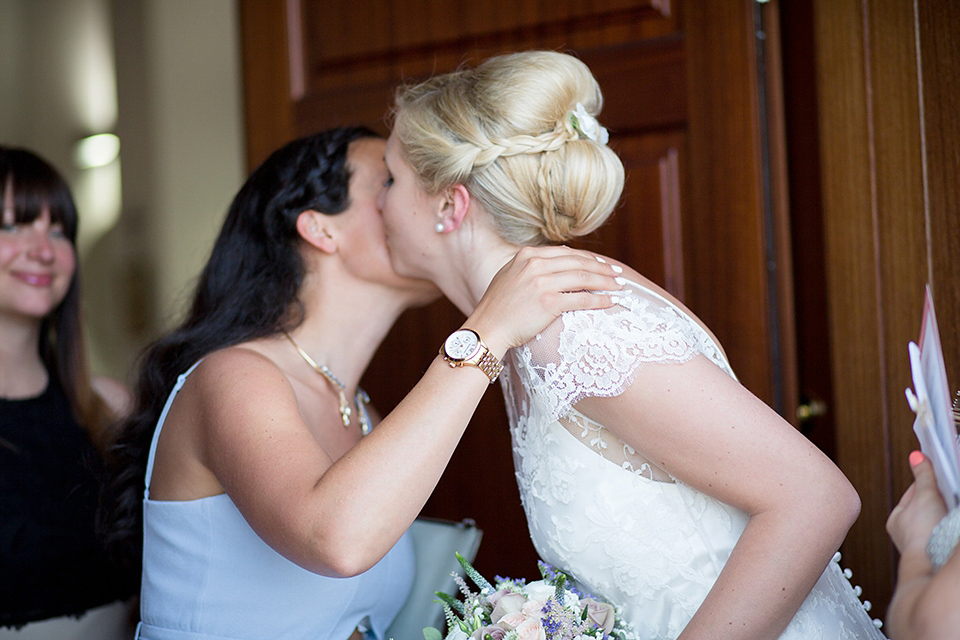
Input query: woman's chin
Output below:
<box><xmin>396</xmin><ymin>275</ymin><xmax>441</xmax><ymax>307</ymax></box>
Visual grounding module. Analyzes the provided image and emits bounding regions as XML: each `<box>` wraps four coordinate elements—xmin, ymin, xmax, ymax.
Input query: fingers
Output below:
<box><xmin>513</xmin><ymin>246</ymin><xmax>622</xmax><ymax>277</ymax></box>
<box><xmin>887</xmin><ymin>484</ymin><xmax>916</xmax><ymax>534</ymax></box>
<box><xmin>534</xmin><ymin>269</ymin><xmax>623</xmax><ymax>298</ymax></box>
<box><xmin>886</xmin><ymin>450</ymin><xmax>948</xmax><ymax>550</ymax></box>
<box><xmin>544</xmin><ymin>290</ymin><xmax>620</xmax><ymax>315</ymax></box>
<box><xmin>910</xmin><ymin>451</ymin><xmax>937</xmax><ymax>489</ymax></box>
<box><xmin>469</xmin><ymin>249</ymin><xmax>626</xmax><ymax>354</ymax></box>
<box><xmin>510</xmin><ymin>247</ymin><xmax>624</xmax><ymax>291</ymax></box>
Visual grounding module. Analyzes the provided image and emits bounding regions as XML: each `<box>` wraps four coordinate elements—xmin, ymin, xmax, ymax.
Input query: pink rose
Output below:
<box><xmin>497</xmin><ymin>612</ymin><xmax>527</xmax><ymax>629</ymax></box>
<box><xmin>514</xmin><ymin>616</ymin><xmax>546</xmax><ymax>640</ymax></box>
<box><xmin>581</xmin><ymin>598</ymin><xmax>616</xmax><ymax>634</ymax></box>
<box><xmin>521</xmin><ymin>598</ymin><xmax>547</xmax><ymax>617</ymax></box>
<box><xmin>496</xmin><ymin>612</ymin><xmax>545</xmax><ymax>640</ymax></box>
<box><xmin>490</xmin><ymin>593</ymin><xmax>527</xmax><ymax>622</ymax></box>
<box><xmin>470</xmin><ymin>625</ymin><xmax>507</xmax><ymax>640</ymax></box>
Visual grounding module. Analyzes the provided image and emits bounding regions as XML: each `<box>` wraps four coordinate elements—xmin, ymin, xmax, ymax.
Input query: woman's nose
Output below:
<box><xmin>376</xmin><ymin>187</ymin><xmax>387</xmax><ymax>211</ymax></box>
<box><xmin>25</xmin><ymin>226</ymin><xmax>56</xmax><ymax>263</ymax></box>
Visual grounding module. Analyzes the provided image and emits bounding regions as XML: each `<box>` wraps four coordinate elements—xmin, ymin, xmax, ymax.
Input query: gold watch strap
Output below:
<box><xmin>474</xmin><ymin>348</ymin><xmax>504</xmax><ymax>384</ymax></box>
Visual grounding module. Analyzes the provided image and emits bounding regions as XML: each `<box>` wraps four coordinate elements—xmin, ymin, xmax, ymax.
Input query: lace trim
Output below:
<box><xmin>515</xmin><ymin>281</ymin><xmax>732</xmax><ymax>423</ymax></box>
<box><xmin>560</xmin><ymin>409</ymin><xmax>674</xmax><ymax>483</ymax></box>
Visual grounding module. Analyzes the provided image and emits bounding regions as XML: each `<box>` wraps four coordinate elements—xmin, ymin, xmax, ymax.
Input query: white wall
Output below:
<box><xmin>0</xmin><ymin>0</ymin><xmax>25</xmax><ymax>139</ymax></box>
<box><xmin>0</xmin><ymin>0</ymin><xmax>245</xmax><ymax>380</ymax></box>
<box><xmin>137</xmin><ymin>0</ymin><xmax>245</xmax><ymax>323</ymax></box>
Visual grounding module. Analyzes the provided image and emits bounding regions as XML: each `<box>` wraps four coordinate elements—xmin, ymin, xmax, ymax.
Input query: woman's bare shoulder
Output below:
<box><xmin>187</xmin><ymin>343</ymin><xmax>294</xmax><ymax>405</ymax></box>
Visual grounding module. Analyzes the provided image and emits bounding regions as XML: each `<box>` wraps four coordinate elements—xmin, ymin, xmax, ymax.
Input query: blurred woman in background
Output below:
<box><xmin>0</xmin><ymin>146</ymin><xmax>136</xmax><ymax>638</ymax></box>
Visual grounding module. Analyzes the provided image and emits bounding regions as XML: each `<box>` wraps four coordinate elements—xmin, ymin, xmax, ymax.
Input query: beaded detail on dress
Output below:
<box><xmin>500</xmin><ymin>279</ymin><xmax>886</xmax><ymax>639</ymax></box>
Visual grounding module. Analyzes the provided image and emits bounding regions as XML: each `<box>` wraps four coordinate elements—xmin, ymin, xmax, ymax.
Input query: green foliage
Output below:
<box><xmin>435</xmin><ymin>590</ymin><xmax>466</xmax><ymax>616</ymax></box>
<box><xmin>456</xmin><ymin>552</ymin><xmax>493</xmax><ymax>592</ymax></box>
<box><xmin>422</xmin><ymin>627</ymin><xmax>443</xmax><ymax>640</ymax></box>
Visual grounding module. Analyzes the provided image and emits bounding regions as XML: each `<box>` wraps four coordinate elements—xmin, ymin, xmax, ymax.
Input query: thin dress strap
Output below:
<box><xmin>143</xmin><ymin>361</ymin><xmax>203</xmax><ymax>499</ymax></box>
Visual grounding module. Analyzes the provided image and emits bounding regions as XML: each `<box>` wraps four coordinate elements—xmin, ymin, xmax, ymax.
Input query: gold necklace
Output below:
<box><xmin>283</xmin><ymin>332</ymin><xmax>371</xmax><ymax>435</ymax></box>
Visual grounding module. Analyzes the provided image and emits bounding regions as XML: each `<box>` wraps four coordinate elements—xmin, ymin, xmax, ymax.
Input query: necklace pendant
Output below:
<box><xmin>284</xmin><ymin>331</ymin><xmax>372</xmax><ymax>436</ymax></box>
<box><xmin>337</xmin><ymin>391</ymin><xmax>352</xmax><ymax>428</ymax></box>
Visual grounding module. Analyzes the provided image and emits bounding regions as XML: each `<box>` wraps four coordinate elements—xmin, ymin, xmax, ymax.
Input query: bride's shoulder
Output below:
<box><xmin>516</xmin><ymin>269</ymin><xmax>725</xmax><ymax>373</ymax></box>
<box><xmin>599</xmin><ymin>261</ymin><xmax>727</xmax><ymax>357</ymax></box>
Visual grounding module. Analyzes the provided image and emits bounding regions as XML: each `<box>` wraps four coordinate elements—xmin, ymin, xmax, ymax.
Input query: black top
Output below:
<box><xmin>0</xmin><ymin>377</ymin><xmax>135</xmax><ymax>628</ymax></box>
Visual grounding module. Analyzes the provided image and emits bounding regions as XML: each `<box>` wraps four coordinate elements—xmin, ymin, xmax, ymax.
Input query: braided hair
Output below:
<box><xmin>392</xmin><ymin>51</ymin><xmax>625</xmax><ymax>245</ymax></box>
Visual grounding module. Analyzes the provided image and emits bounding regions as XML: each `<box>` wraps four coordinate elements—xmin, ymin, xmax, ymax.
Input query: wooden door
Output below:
<box><xmin>239</xmin><ymin>0</ymin><xmax>794</xmax><ymax>583</ymax></box>
<box><xmin>804</xmin><ymin>0</ymin><xmax>960</xmax><ymax>619</ymax></box>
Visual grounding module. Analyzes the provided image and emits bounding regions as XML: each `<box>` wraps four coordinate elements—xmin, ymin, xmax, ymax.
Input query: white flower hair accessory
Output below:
<box><xmin>570</xmin><ymin>103</ymin><xmax>609</xmax><ymax>145</ymax></box>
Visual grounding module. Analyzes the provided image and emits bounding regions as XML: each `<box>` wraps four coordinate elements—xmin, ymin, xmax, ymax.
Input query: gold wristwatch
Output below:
<box><xmin>440</xmin><ymin>329</ymin><xmax>504</xmax><ymax>383</ymax></box>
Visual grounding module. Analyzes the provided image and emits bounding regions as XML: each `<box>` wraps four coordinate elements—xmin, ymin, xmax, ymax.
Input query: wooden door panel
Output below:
<box><xmin>292</xmin><ymin>38</ymin><xmax>688</xmax><ymax>142</ymax></box>
<box><xmin>580</xmin><ymin>131</ymin><xmax>687</xmax><ymax>297</ymax></box>
<box><xmin>296</xmin><ymin>0</ymin><xmax>677</xmax><ymax>96</ymax></box>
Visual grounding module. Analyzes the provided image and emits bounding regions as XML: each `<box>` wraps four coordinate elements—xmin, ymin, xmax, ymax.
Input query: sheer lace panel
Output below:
<box><xmin>558</xmin><ymin>409</ymin><xmax>675</xmax><ymax>482</ymax></box>
<box><xmin>505</xmin><ymin>280</ymin><xmax>733</xmax><ymax>484</ymax></box>
<box><xmin>516</xmin><ymin>281</ymin><xmax>734</xmax><ymax>421</ymax></box>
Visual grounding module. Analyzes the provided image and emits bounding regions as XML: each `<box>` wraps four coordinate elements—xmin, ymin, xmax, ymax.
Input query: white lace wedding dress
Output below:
<box><xmin>501</xmin><ymin>279</ymin><xmax>887</xmax><ymax>640</ymax></box>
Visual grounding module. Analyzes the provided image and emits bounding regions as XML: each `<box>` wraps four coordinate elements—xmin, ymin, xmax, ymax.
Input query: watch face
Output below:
<box><xmin>445</xmin><ymin>329</ymin><xmax>480</xmax><ymax>360</ymax></box>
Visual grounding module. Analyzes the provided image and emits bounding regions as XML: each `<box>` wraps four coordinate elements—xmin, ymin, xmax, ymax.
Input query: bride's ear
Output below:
<box><xmin>295</xmin><ymin>210</ymin><xmax>337</xmax><ymax>253</ymax></box>
<box><xmin>436</xmin><ymin>184</ymin><xmax>471</xmax><ymax>232</ymax></box>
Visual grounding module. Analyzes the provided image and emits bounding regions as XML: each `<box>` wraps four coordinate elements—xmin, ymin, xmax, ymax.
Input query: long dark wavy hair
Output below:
<box><xmin>0</xmin><ymin>146</ymin><xmax>112</xmax><ymax>440</ymax></box>
<box><xmin>99</xmin><ymin>126</ymin><xmax>380</xmax><ymax>572</ymax></box>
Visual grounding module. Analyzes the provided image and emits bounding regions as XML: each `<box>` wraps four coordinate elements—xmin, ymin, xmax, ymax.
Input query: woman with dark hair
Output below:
<box><xmin>0</xmin><ymin>146</ymin><xmax>135</xmax><ymax>635</ymax></box>
<box><xmin>100</xmin><ymin>126</ymin><xmax>621</xmax><ymax>640</ymax></box>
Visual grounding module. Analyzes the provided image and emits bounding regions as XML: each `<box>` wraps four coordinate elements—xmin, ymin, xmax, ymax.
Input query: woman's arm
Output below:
<box><xmin>577</xmin><ymin>356</ymin><xmax>860</xmax><ymax>640</ymax></box>
<box><xmin>886</xmin><ymin>452</ymin><xmax>960</xmax><ymax>640</ymax></box>
<box><xmin>196</xmin><ymin>246</ymin><xmax>623</xmax><ymax>576</ymax></box>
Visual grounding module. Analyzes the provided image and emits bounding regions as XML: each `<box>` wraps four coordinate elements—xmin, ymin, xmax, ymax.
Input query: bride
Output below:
<box><xmin>378</xmin><ymin>50</ymin><xmax>888</xmax><ymax>639</ymax></box>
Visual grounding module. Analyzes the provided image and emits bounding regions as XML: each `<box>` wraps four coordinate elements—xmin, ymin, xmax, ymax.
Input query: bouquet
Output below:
<box><xmin>424</xmin><ymin>553</ymin><xmax>637</xmax><ymax>640</ymax></box>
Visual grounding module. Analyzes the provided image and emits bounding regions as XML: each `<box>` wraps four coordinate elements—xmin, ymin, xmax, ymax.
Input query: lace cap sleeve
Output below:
<box><xmin>513</xmin><ymin>283</ymin><xmax>731</xmax><ymax>421</ymax></box>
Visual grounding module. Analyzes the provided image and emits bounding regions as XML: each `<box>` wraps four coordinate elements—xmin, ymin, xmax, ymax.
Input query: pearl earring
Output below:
<box><xmin>435</xmin><ymin>222</ymin><xmax>445</xmax><ymax>233</ymax></box>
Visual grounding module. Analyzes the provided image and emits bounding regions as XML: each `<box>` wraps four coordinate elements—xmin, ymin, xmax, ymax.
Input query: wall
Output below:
<box><xmin>0</xmin><ymin>0</ymin><xmax>245</xmax><ymax>381</ymax></box>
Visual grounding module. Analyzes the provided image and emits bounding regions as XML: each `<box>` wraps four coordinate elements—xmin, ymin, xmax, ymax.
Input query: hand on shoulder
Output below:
<box><xmin>470</xmin><ymin>246</ymin><xmax>623</xmax><ymax>355</ymax></box>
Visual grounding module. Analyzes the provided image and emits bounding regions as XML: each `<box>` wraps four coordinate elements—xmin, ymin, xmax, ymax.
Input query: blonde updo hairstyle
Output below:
<box><xmin>392</xmin><ymin>50</ymin><xmax>625</xmax><ymax>245</ymax></box>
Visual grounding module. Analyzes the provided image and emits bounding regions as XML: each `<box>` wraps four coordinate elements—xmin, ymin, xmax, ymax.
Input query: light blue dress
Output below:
<box><xmin>136</xmin><ymin>363</ymin><xmax>414</xmax><ymax>640</ymax></box>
